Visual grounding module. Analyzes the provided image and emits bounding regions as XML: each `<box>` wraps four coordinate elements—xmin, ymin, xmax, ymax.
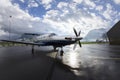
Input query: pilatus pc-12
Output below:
<box><xmin>1</xmin><ymin>28</ymin><xmax>83</xmax><ymax>56</ymax></box>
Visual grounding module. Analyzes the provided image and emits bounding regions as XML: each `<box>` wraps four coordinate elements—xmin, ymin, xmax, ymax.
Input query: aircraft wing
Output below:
<box><xmin>1</xmin><ymin>40</ymin><xmax>44</xmax><ymax>46</ymax></box>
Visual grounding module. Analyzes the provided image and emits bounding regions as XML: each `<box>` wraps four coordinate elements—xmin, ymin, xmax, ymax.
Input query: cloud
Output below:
<box><xmin>95</xmin><ymin>5</ymin><xmax>103</xmax><ymax>11</ymax></box>
<box><xmin>0</xmin><ymin>0</ymin><xmax>52</xmax><ymax>39</ymax></box>
<box><xmin>73</xmin><ymin>0</ymin><xmax>96</xmax><ymax>9</ymax></box>
<box><xmin>102</xmin><ymin>4</ymin><xmax>113</xmax><ymax>20</ymax></box>
<box><xmin>20</xmin><ymin>0</ymin><xmax>25</xmax><ymax>3</ymax></box>
<box><xmin>41</xmin><ymin>0</ymin><xmax>52</xmax><ymax>5</ymax></box>
<box><xmin>73</xmin><ymin>0</ymin><xmax>83</xmax><ymax>4</ymax></box>
<box><xmin>42</xmin><ymin>1</ymin><xmax>109</xmax><ymax>36</ymax></box>
<box><xmin>83</xmin><ymin>0</ymin><xmax>96</xmax><ymax>9</ymax></box>
<box><xmin>113</xmin><ymin>0</ymin><xmax>120</xmax><ymax>4</ymax></box>
<box><xmin>28</xmin><ymin>0</ymin><xmax>39</xmax><ymax>8</ymax></box>
<box><xmin>0</xmin><ymin>29</ymin><xmax>9</xmax><ymax>39</ymax></box>
<box><xmin>0</xmin><ymin>0</ymin><xmax>120</xmax><ymax>39</ymax></box>
<box><xmin>57</xmin><ymin>2</ymin><xmax>68</xmax><ymax>9</ymax></box>
<box><xmin>102</xmin><ymin>3</ymin><xmax>118</xmax><ymax>21</ymax></box>
<box><xmin>40</xmin><ymin>0</ymin><xmax>53</xmax><ymax>10</ymax></box>
<box><xmin>0</xmin><ymin>0</ymin><xmax>11</xmax><ymax>7</ymax></box>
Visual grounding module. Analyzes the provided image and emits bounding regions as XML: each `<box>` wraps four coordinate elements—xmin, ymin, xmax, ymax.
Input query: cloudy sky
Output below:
<box><xmin>0</xmin><ymin>0</ymin><xmax>120</xmax><ymax>39</ymax></box>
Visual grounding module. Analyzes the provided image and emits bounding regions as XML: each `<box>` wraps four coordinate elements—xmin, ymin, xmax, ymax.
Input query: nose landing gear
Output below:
<box><xmin>56</xmin><ymin>48</ymin><xmax>64</xmax><ymax>61</ymax></box>
<box><xmin>59</xmin><ymin>47</ymin><xmax>64</xmax><ymax>56</ymax></box>
<box><xmin>60</xmin><ymin>49</ymin><xmax>64</xmax><ymax>56</ymax></box>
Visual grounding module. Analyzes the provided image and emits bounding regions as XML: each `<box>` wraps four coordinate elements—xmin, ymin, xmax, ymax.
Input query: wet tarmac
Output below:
<box><xmin>0</xmin><ymin>44</ymin><xmax>120</xmax><ymax>80</ymax></box>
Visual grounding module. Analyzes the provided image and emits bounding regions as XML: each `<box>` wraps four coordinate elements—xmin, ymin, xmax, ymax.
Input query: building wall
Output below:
<box><xmin>107</xmin><ymin>21</ymin><xmax>120</xmax><ymax>45</ymax></box>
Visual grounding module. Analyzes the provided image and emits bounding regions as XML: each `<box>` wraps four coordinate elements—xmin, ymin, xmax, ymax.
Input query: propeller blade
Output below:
<box><xmin>73</xmin><ymin>28</ymin><xmax>78</xmax><ymax>37</ymax></box>
<box><xmin>73</xmin><ymin>28</ymin><xmax>82</xmax><ymax>49</ymax></box>
<box><xmin>78</xmin><ymin>30</ymin><xmax>81</xmax><ymax>36</ymax></box>
<box><xmin>73</xmin><ymin>42</ymin><xmax>77</xmax><ymax>50</ymax></box>
<box><xmin>78</xmin><ymin>41</ymin><xmax>82</xmax><ymax>47</ymax></box>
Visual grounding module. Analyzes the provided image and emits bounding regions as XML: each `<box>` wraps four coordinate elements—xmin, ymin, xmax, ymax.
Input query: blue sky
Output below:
<box><xmin>0</xmin><ymin>0</ymin><xmax>120</xmax><ymax>39</ymax></box>
<box><xmin>11</xmin><ymin>0</ymin><xmax>120</xmax><ymax>18</ymax></box>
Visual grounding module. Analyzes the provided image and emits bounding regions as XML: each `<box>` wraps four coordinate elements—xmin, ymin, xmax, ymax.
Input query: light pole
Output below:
<box><xmin>9</xmin><ymin>15</ymin><xmax>12</xmax><ymax>40</ymax></box>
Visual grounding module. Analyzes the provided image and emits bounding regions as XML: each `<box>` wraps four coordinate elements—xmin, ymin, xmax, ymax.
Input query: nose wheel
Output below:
<box><xmin>56</xmin><ymin>47</ymin><xmax>64</xmax><ymax>61</ymax></box>
<box><xmin>60</xmin><ymin>50</ymin><xmax>64</xmax><ymax>56</ymax></box>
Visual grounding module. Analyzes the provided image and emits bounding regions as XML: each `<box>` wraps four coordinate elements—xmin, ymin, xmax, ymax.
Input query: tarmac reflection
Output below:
<box><xmin>0</xmin><ymin>44</ymin><xmax>120</xmax><ymax>80</ymax></box>
<box><xmin>57</xmin><ymin>44</ymin><xmax>120</xmax><ymax>79</ymax></box>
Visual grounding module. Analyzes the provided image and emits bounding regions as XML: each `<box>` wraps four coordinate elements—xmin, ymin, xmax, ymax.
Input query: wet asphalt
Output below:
<box><xmin>0</xmin><ymin>44</ymin><xmax>120</xmax><ymax>80</ymax></box>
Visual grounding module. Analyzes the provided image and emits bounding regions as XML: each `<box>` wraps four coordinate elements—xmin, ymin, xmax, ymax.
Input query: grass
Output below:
<box><xmin>81</xmin><ymin>42</ymin><xmax>109</xmax><ymax>44</ymax></box>
<box><xmin>0</xmin><ymin>42</ymin><xmax>25</xmax><ymax>47</ymax></box>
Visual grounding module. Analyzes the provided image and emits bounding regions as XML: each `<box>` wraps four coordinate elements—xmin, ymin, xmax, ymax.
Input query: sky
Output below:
<box><xmin>0</xmin><ymin>0</ymin><xmax>120</xmax><ymax>39</ymax></box>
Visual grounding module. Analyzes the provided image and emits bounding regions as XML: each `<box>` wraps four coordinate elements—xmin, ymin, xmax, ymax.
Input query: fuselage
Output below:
<box><xmin>20</xmin><ymin>33</ymin><xmax>82</xmax><ymax>48</ymax></box>
<box><xmin>33</xmin><ymin>34</ymin><xmax>81</xmax><ymax>47</ymax></box>
<box><xmin>35</xmin><ymin>39</ymin><xmax>76</xmax><ymax>47</ymax></box>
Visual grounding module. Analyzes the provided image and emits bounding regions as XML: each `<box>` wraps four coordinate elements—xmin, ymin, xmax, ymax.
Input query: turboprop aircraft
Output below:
<box><xmin>1</xmin><ymin>28</ymin><xmax>83</xmax><ymax>56</ymax></box>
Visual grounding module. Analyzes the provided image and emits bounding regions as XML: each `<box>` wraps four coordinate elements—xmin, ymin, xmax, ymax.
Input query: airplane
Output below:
<box><xmin>1</xmin><ymin>28</ymin><xmax>83</xmax><ymax>56</ymax></box>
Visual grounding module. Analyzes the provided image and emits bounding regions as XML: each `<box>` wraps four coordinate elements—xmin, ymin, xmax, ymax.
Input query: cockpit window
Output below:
<box><xmin>49</xmin><ymin>33</ymin><xmax>56</xmax><ymax>37</ymax></box>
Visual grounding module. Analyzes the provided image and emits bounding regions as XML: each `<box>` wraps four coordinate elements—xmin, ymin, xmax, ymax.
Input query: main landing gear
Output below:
<box><xmin>54</xmin><ymin>46</ymin><xmax>64</xmax><ymax>57</ymax></box>
<box><xmin>53</xmin><ymin>46</ymin><xmax>57</xmax><ymax>51</ymax></box>
<box><xmin>32</xmin><ymin>45</ymin><xmax>34</xmax><ymax>55</ymax></box>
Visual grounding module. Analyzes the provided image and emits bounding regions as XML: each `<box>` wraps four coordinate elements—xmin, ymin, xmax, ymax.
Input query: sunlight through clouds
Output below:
<box><xmin>0</xmin><ymin>0</ymin><xmax>120</xmax><ymax>39</ymax></box>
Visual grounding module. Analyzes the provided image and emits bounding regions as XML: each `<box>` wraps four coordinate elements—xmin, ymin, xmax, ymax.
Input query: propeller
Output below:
<box><xmin>73</xmin><ymin>28</ymin><xmax>82</xmax><ymax>50</ymax></box>
<box><xmin>73</xmin><ymin>28</ymin><xmax>78</xmax><ymax>36</ymax></box>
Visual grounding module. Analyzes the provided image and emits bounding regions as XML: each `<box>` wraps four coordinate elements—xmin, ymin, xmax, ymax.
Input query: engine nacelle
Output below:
<box><xmin>65</xmin><ymin>37</ymin><xmax>82</xmax><ymax>40</ymax></box>
<box><xmin>65</xmin><ymin>37</ymin><xmax>72</xmax><ymax>40</ymax></box>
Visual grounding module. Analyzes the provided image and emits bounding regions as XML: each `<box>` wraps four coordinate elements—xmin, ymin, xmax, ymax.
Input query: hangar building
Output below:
<box><xmin>107</xmin><ymin>20</ymin><xmax>120</xmax><ymax>45</ymax></box>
